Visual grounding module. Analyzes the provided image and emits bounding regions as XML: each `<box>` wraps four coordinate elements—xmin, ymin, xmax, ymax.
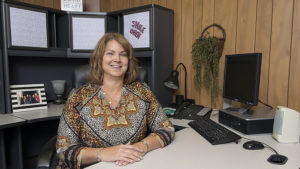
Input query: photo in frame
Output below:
<box><xmin>10</xmin><ymin>84</ymin><xmax>47</xmax><ymax>113</ymax></box>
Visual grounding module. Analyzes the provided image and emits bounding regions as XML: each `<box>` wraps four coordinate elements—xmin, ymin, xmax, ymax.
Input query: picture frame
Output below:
<box><xmin>10</xmin><ymin>84</ymin><xmax>48</xmax><ymax>113</ymax></box>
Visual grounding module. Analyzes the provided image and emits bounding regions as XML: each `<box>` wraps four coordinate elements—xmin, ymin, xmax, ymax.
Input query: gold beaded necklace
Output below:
<box><xmin>102</xmin><ymin>88</ymin><xmax>122</xmax><ymax>109</ymax></box>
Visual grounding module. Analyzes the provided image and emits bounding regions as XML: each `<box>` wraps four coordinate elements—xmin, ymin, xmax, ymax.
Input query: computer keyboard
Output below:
<box><xmin>172</xmin><ymin>104</ymin><xmax>204</xmax><ymax>120</ymax></box>
<box><xmin>188</xmin><ymin>117</ymin><xmax>241</xmax><ymax>145</ymax></box>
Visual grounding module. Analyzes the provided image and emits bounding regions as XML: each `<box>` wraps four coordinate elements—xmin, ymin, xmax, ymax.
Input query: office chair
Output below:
<box><xmin>36</xmin><ymin>65</ymin><xmax>148</xmax><ymax>169</ymax></box>
<box><xmin>73</xmin><ymin>64</ymin><xmax>90</xmax><ymax>88</ymax></box>
<box><xmin>36</xmin><ymin>136</ymin><xmax>58</xmax><ymax>169</ymax></box>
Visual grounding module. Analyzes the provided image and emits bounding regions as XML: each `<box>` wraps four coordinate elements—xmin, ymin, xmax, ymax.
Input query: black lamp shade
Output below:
<box><xmin>164</xmin><ymin>70</ymin><xmax>179</xmax><ymax>89</ymax></box>
<box><xmin>164</xmin><ymin>62</ymin><xmax>190</xmax><ymax>103</ymax></box>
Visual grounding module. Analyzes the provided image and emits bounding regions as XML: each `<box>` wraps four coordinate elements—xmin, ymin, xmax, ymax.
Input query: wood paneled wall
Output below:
<box><xmin>14</xmin><ymin>0</ymin><xmax>61</xmax><ymax>9</ymax></box>
<box><xmin>14</xmin><ymin>0</ymin><xmax>100</xmax><ymax>11</ymax></box>
<box><xmin>17</xmin><ymin>0</ymin><xmax>300</xmax><ymax>112</ymax></box>
<box><xmin>100</xmin><ymin>0</ymin><xmax>300</xmax><ymax>112</ymax></box>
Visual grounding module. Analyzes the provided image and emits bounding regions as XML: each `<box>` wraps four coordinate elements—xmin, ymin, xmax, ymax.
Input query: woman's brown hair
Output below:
<box><xmin>88</xmin><ymin>32</ymin><xmax>138</xmax><ymax>85</ymax></box>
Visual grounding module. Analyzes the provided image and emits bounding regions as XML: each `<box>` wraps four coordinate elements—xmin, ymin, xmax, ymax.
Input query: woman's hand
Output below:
<box><xmin>115</xmin><ymin>142</ymin><xmax>148</xmax><ymax>166</ymax></box>
<box><xmin>99</xmin><ymin>142</ymin><xmax>144</xmax><ymax>165</ymax></box>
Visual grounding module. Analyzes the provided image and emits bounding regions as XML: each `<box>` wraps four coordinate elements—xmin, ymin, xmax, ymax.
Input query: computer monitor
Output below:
<box><xmin>223</xmin><ymin>53</ymin><xmax>262</xmax><ymax>108</ymax></box>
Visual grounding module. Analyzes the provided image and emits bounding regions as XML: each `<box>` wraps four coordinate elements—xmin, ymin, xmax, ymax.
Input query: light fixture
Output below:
<box><xmin>164</xmin><ymin>62</ymin><xmax>194</xmax><ymax>106</ymax></box>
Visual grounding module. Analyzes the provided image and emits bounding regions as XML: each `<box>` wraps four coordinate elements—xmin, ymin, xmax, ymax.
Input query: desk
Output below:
<box><xmin>0</xmin><ymin>103</ymin><xmax>64</xmax><ymax>169</ymax></box>
<box><xmin>0</xmin><ymin>114</ymin><xmax>26</xmax><ymax>169</ymax></box>
<box><xmin>11</xmin><ymin>103</ymin><xmax>64</xmax><ymax>123</ymax></box>
<box><xmin>86</xmin><ymin>112</ymin><xmax>300</xmax><ymax>169</ymax></box>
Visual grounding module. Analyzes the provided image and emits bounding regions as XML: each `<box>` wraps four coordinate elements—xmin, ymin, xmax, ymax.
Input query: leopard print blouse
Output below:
<box><xmin>56</xmin><ymin>81</ymin><xmax>175</xmax><ymax>169</ymax></box>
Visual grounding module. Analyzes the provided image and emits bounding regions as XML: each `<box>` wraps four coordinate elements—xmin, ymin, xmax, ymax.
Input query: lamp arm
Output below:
<box><xmin>176</xmin><ymin>63</ymin><xmax>187</xmax><ymax>100</ymax></box>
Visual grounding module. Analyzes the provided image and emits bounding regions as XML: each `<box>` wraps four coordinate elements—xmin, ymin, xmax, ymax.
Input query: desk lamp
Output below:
<box><xmin>164</xmin><ymin>62</ymin><xmax>194</xmax><ymax>107</ymax></box>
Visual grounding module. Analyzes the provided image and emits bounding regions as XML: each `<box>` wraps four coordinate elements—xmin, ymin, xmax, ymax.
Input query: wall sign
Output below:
<box><xmin>61</xmin><ymin>0</ymin><xmax>83</xmax><ymax>12</ymax></box>
<box><xmin>123</xmin><ymin>11</ymin><xmax>151</xmax><ymax>49</ymax></box>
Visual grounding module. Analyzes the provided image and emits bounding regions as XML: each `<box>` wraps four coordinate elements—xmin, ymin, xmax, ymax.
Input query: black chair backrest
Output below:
<box><xmin>137</xmin><ymin>67</ymin><xmax>148</xmax><ymax>83</ymax></box>
<box><xmin>73</xmin><ymin>65</ymin><xmax>90</xmax><ymax>88</ymax></box>
<box><xmin>73</xmin><ymin>65</ymin><xmax>148</xmax><ymax>88</ymax></box>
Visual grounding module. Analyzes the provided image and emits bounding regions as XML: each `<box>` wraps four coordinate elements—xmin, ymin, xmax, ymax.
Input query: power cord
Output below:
<box><xmin>258</xmin><ymin>99</ymin><xmax>273</xmax><ymax>109</ymax></box>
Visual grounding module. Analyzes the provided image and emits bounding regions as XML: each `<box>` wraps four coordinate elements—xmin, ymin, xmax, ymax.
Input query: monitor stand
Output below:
<box><xmin>222</xmin><ymin>98</ymin><xmax>252</xmax><ymax>114</ymax></box>
<box><xmin>225</xmin><ymin>106</ymin><xmax>250</xmax><ymax>114</ymax></box>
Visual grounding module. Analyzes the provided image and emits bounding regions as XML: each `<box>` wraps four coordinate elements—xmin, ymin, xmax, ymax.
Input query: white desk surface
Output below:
<box><xmin>86</xmin><ymin>112</ymin><xmax>300</xmax><ymax>169</ymax></box>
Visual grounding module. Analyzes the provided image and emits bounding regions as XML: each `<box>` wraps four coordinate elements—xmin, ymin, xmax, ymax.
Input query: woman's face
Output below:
<box><xmin>102</xmin><ymin>39</ymin><xmax>129</xmax><ymax>80</ymax></box>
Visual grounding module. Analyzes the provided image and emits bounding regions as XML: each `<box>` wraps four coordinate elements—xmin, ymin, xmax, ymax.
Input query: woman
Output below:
<box><xmin>56</xmin><ymin>32</ymin><xmax>175</xmax><ymax>168</ymax></box>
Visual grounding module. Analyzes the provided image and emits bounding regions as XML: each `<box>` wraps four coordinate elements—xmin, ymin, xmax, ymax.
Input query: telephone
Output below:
<box><xmin>174</xmin><ymin>102</ymin><xmax>192</xmax><ymax>115</ymax></box>
<box><xmin>173</xmin><ymin>102</ymin><xmax>212</xmax><ymax>120</ymax></box>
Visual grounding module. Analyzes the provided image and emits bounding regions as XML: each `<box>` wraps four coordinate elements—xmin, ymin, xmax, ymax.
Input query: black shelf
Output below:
<box><xmin>7</xmin><ymin>48</ymin><xmax>67</xmax><ymax>58</ymax></box>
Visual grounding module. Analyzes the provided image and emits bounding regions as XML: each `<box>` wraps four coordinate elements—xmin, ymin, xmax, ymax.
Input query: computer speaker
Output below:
<box><xmin>272</xmin><ymin>106</ymin><xmax>300</xmax><ymax>143</ymax></box>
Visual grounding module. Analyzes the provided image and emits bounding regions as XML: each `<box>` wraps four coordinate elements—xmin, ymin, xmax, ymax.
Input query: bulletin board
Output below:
<box><xmin>123</xmin><ymin>10</ymin><xmax>152</xmax><ymax>49</ymax></box>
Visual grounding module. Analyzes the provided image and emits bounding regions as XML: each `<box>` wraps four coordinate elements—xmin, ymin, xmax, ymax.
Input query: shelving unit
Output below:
<box><xmin>0</xmin><ymin>0</ymin><xmax>105</xmax><ymax>114</ymax></box>
<box><xmin>0</xmin><ymin>0</ymin><xmax>174</xmax><ymax>114</ymax></box>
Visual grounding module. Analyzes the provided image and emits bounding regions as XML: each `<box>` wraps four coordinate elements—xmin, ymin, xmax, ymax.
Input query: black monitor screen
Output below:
<box><xmin>223</xmin><ymin>53</ymin><xmax>262</xmax><ymax>106</ymax></box>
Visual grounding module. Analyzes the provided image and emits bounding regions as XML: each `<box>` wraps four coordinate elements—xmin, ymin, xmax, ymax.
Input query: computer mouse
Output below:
<box><xmin>243</xmin><ymin>141</ymin><xmax>264</xmax><ymax>150</ymax></box>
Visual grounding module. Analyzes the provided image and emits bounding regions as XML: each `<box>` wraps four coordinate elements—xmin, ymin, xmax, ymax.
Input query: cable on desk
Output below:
<box><xmin>258</xmin><ymin>99</ymin><xmax>273</xmax><ymax>109</ymax></box>
<box><xmin>241</xmin><ymin>137</ymin><xmax>288</xmax><ymax>165</ymax></box>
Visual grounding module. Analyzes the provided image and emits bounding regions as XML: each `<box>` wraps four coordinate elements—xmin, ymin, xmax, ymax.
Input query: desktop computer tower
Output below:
<box><xmin>218</xmin><ymin>108</ymin><xmax>275</xmax><ymax>134</ymax></box>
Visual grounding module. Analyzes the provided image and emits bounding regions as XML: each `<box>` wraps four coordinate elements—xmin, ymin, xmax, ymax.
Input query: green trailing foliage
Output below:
<box><xmin>192</xmin><ymin>32</ymin><xmax>220</xmax><ymax>107</ymax></box>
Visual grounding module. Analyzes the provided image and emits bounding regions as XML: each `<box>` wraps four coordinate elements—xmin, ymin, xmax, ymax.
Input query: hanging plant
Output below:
<box><xmin>192</xmin><ymin>24</ymin><xmax>226</xmax><ymax>107</ymax></box>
